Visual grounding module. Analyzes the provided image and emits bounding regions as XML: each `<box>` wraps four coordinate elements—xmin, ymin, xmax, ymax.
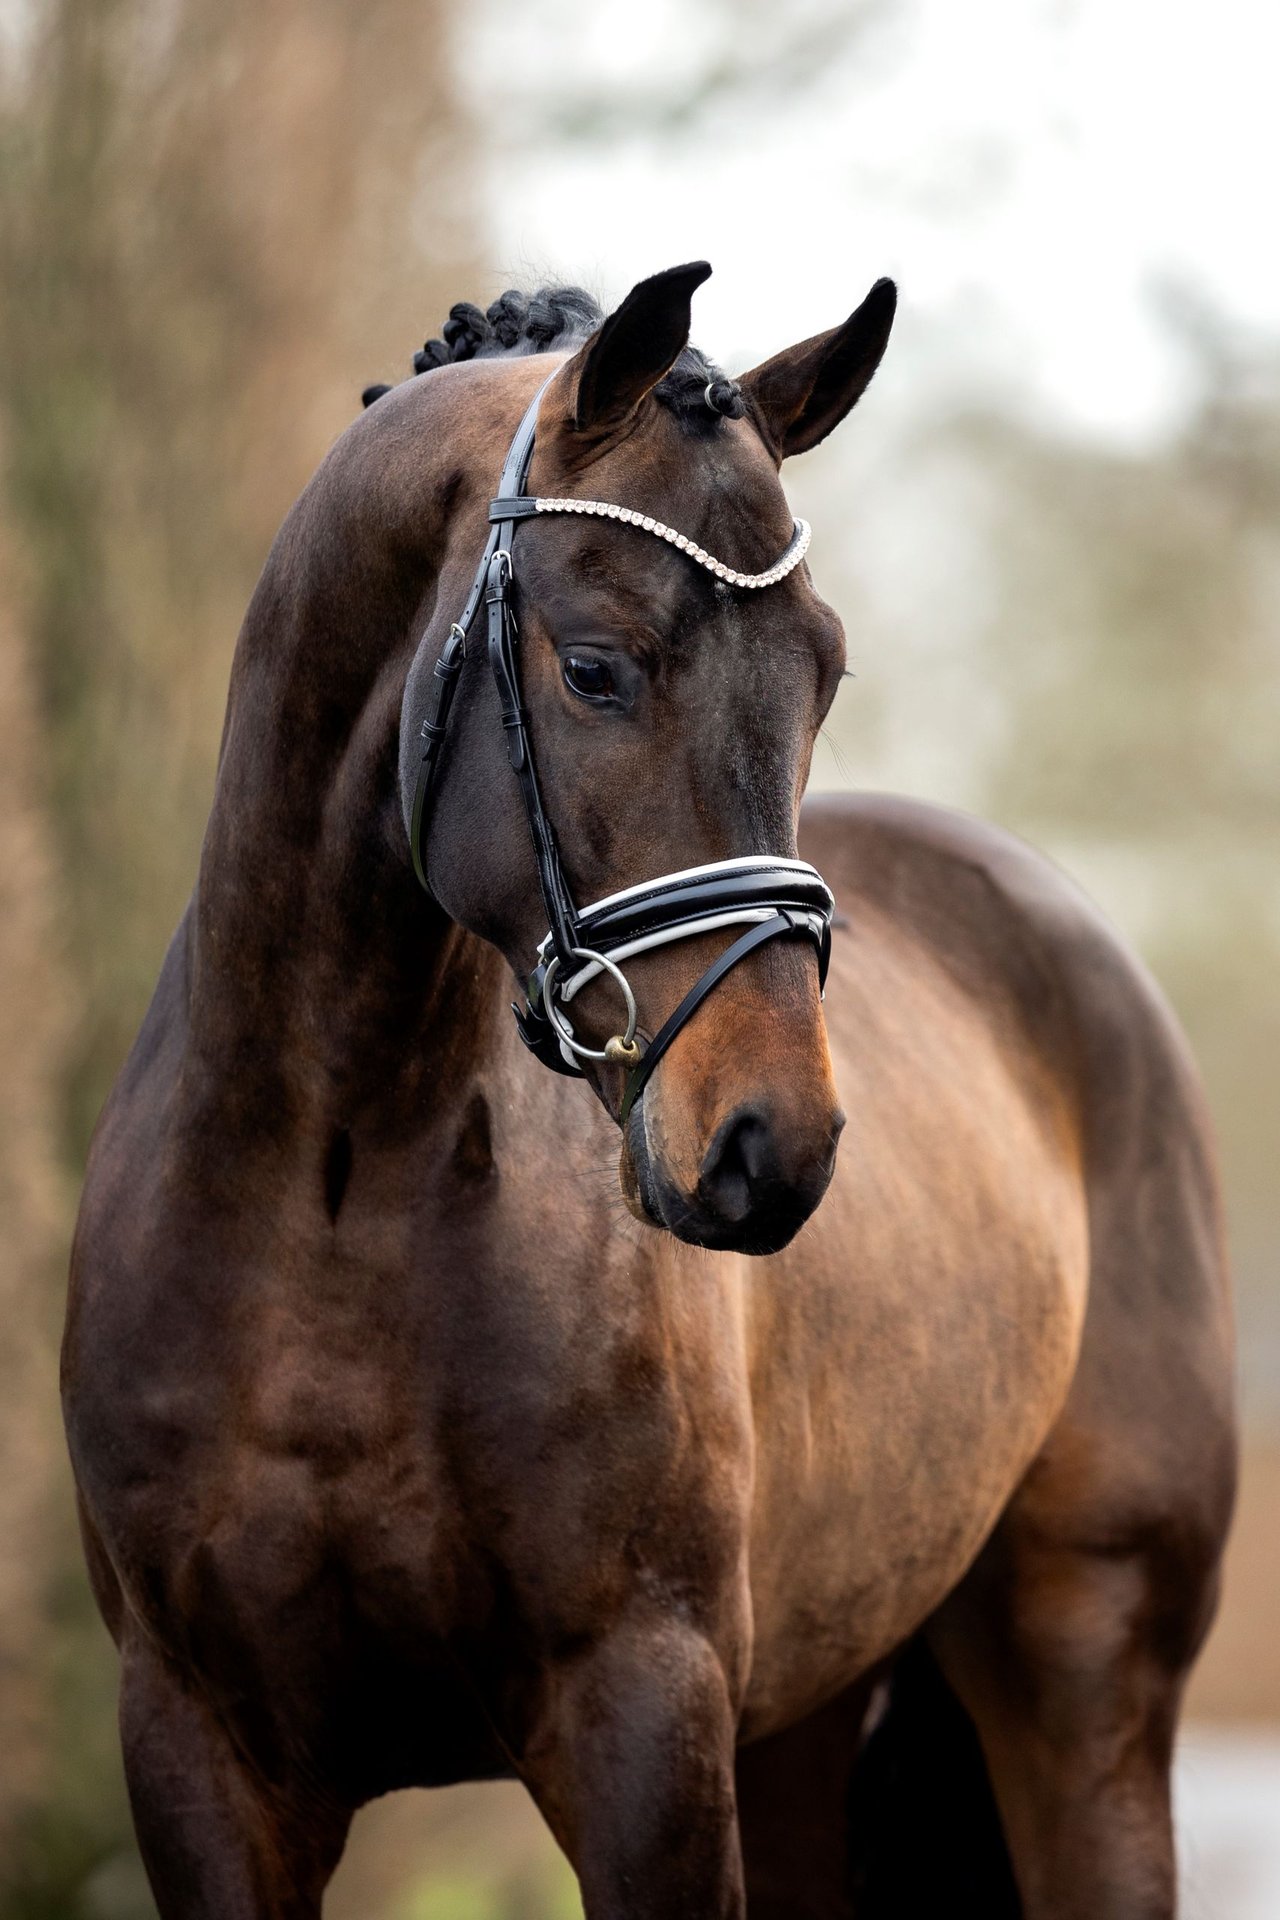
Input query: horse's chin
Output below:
<box><xmin>619</xmin><ymin>1111</ymin><xmax>823</xmax><ymax>1258</ymax></box>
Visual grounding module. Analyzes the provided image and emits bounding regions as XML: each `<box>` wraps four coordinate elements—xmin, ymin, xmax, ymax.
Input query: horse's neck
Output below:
<box><xmin>183</xmin><ymin>385</ymin><xmax>502</xmax><ymax>1137</ymax></box>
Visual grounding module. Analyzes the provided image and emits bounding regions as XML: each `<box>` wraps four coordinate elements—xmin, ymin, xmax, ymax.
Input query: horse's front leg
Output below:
<box><xmin>119</xmin><ymin>1634</ymin><xmax>350</xmax><ymax>1920</ymax></box>
<box><xmin>520</xmin><ymin>1616</ymin><xmax>747</xmax><ymax>1919</ymax></box>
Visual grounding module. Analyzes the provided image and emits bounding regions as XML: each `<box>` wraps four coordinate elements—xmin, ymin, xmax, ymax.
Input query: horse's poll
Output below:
<box><xmin>408</xmin><ymin>376</ymin><xmax>835</xmax><ymax>1122</ymax></box>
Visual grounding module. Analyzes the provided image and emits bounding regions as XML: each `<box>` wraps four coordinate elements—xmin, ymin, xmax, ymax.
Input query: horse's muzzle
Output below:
<box><xmin>626</xmin><ymin>1099</ymin><xmax>844</xmax><ymax>1256</ymax></box>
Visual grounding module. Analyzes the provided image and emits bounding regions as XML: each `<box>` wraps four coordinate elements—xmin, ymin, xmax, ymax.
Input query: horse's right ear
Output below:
<box><xmin>555</xmin><ymin>262</ymin><xmax>712</xmax><ymax>439</ymax></box>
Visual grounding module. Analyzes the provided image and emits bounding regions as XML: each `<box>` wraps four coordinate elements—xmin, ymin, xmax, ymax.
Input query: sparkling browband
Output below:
<box><xmin>494</xmin><ymin>495</ymin><xmax>812</xmax><ymax>590</ymax></box>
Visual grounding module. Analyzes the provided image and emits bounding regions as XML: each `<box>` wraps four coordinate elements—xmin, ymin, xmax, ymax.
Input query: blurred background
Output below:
<box><xmin>0</xmin><ymin>0</ymin><xmax>1276</xmax><ymax>1913</ymax></box>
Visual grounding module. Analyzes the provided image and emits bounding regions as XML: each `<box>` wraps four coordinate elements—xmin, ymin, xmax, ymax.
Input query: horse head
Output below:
<box><xmin>399</xmin><ymin>263</ymin><xmax>896</xmax><ymax>1255</ymax></box>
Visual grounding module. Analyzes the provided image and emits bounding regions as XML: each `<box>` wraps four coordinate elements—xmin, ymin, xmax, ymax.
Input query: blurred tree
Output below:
<box><xmin>0</xmin><ymin>518</ymin><xmax>70</xmax><ymax>1882</ymax></box>
<box><xmin>897</xmin><ymin>323</ymin><xmax>1280</xmax><ymax>1406</ymax></box>
<box><xmin>0</xmin><ymin>0</ymin><xmax>476</xmax><ymax>1164</ymax></box>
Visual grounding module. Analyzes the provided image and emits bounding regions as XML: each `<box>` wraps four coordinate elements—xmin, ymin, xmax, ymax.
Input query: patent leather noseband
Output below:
<box><xmin>407</xmin><ymin>379</ymin><xmax>835</xmax><ymax>1125</ymax></box>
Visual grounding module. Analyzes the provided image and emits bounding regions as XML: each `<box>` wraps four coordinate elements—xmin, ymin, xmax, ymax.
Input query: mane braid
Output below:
<box><xmin>362</xmin><ymin>282</ymin><xmax>745</xmax><ymax>432</ymax></box>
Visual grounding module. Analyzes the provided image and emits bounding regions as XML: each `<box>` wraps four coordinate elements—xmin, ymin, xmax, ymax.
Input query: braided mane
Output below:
<box><xmin>363</xmin><ymin>283</ymin><xmax>745</xmax><ymax>432</ymax></box>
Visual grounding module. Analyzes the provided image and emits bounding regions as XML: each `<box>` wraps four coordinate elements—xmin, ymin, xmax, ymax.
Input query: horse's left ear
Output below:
<box><xmin>739</xmin><ymin>278</ymin><xmax>897</xmax><ymax>460</ymax></box>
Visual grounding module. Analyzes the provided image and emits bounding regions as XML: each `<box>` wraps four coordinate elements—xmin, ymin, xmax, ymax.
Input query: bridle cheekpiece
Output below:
<box><xmin>406</xmin><ymin>377</ymin><xmax>836</xmax><ymax>1126</ymax></box>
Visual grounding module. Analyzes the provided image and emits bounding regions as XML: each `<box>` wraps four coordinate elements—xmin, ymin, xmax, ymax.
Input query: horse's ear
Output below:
<box><xmin>739</xmin><ymin>278</ymin><xmax>897</xmax><ymax>460</ymax></box>
<box><xmin>560</xmin><ymin>261</ymin><xmax>712</xmax><ymax>437</ymax></box>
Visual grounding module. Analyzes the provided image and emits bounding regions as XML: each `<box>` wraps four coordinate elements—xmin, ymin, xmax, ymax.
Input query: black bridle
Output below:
<box><xmin>406</xmin><ymin>378</ymin><xmax>835</xmax><ymax>1125</ymax></box>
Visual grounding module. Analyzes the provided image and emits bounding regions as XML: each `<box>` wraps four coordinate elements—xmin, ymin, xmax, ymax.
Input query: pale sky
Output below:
<box><xmin>467</xmin><ymin>0</ymin><xmax>1279</xmax><ymax>446</ymax></box>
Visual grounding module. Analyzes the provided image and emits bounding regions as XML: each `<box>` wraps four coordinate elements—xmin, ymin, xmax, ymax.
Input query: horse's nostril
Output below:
<box><xmin>685</xmin><ymin>1102</ymin><xmax>842</xmax><ymax>1252</ymax></box>
<box><xmin>699</xmin><ymin>1111</ymin><xmax>776</xmax><ymax>1226</ymax></box>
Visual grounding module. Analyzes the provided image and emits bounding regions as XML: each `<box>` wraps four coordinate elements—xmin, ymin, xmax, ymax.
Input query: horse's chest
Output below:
<box><xmin>99</xmin><ymin>1228</ymin><xmax>750</xmax><ymax>1726</ymax></box>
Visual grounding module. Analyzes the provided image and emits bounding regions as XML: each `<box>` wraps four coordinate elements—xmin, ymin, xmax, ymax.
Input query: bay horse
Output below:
<box><xmin>63</xmin><ymin>262</ymin><xmax>1236</xmax><ymax>1918</ymax></box>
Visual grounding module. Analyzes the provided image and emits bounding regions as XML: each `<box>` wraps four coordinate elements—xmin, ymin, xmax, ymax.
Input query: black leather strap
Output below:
<box><xmin>486</xmin><ymin>551</ymin><xmax>579</xmax><ymax>966</ymax></box>
<box><xmin>488</xmin><ymin>496</ymin><xmax>541</xmax><ymax>523</ymax></box>
<box><xmin>512</xmin><ymin>974</ymin><xmax>583</xmax><ymax>1077</ymax></box>
<box><xmin>483</xmin><ymin>375</ymin><xmax>579</xmax><ymax>970</ymax></box>
<box><xmin>618</xmin><ymin>911</ymin><xmax>822</xmax><ymax>1125</ymax></box>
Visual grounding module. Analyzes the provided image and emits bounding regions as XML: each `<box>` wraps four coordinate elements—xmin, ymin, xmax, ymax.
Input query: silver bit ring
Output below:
<box><xmin>541</xmin><ymin>947</ymin><xmax>639</xmax><ymax>1064</ymax></box>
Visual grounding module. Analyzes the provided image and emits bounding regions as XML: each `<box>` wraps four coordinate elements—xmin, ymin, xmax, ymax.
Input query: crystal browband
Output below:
<box><xmin>489</xmin><ymin>494</ymin><xmax>812</xmax><ymax>590</ymax></box>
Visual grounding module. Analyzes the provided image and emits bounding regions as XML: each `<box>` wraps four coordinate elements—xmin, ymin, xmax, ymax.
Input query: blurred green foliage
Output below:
<box><xmin>393</xmin><ymin>1856</ymin><xmax>582</xmax><ymax>1920</ymax></box>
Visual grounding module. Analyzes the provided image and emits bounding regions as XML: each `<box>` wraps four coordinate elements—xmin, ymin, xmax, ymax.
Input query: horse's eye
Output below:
<box><xmin>563</xmin><ymin>655</ymin><xmax>615</xmax><ymax>701</ymax></box>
